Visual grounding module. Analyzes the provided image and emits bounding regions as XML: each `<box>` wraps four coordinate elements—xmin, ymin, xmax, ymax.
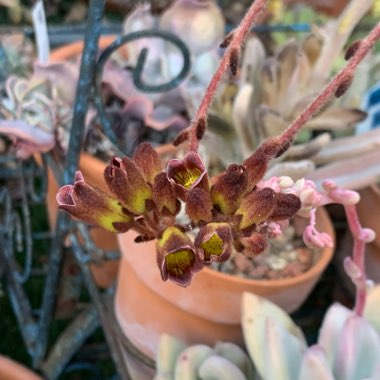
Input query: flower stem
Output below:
<box><xmin>279</xmin><ymin>21</ymin><xmax>380</xmax><ymax>148</ymax></box>
<box><xmin>189</xmin><ymin>0</ymin><xmax>268</xmax><ymax>151</ymax></box>
<box><xmin>344</xmin><ymin>204</ymin><xmax>367</xmax><ymax>316</ymax></box>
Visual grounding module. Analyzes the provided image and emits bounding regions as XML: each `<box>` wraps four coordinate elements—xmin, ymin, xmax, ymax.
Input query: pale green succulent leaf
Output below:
<box><xmin>333</xmin><ymin>315</ymin><xmax>380</xmax><ymax>380</ymax></box>
<box><xmin>242</xmin><ymin>292</ymin><xmax>306</xmax><ymax>344</ymax></box>
<box><xmin>318</xmin><ymin>303</ymin><xmax>352</xmax><ymax>366</ymax></box>
<box><xmin>213</xmin><ymin>342</ymin><xmax>255</xmax><ymax>379</ymax></box>
<box><xmin>261</xmin><ymin>316</ymin><xmax>305</xmax><ymax>380</ymax></box>
<box><xmin>156</xmin><ymin>334</ymin><xmax>187</xmax><ymax>378</ymax></box>
<box><xmin>364</xmin><ymin>285</ymin><xmax>380</xmax><ymax>335</ymax></box>
<box><xmin>174</xmin><ymin>344</ymin><xmax>214</xmax><ymax>380</ymax></box>
<box><xmin>199</xmin><ymin>355</ymin><xmax>247</xmax><ymax>380</ymax></box>
<box><xmin>298</xmin><ymin>345</ymin><xmax>334</xmax><ymax>380</ymax></box>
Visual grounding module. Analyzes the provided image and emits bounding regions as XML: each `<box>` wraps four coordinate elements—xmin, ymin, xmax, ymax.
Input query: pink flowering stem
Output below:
<box><xmin>189</xmin><ymin>0</ymin><xmax>268</xmax><ymax>151</ymax></box>
<box><xmin>279</xmin><ymin>21</ymin><xmax>380</xmax><ymax>147</ymax></box>
<box><xmin>344</xmin><ymin>204</ymin><xmax>367</xmax><ymax>317</ymax></box>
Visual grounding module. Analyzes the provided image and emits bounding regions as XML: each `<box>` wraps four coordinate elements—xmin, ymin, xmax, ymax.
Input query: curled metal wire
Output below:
<box><xmin>94</xmin><ymin>29</ymin><xmax>191</xmax><ymax>147</ymax></box>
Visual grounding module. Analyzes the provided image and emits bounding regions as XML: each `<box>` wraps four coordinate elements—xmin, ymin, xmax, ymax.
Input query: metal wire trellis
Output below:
<box><xmin>0</xmin><ymin>0</ymin><xmax>190</xmax><ymax>378</ymax></box>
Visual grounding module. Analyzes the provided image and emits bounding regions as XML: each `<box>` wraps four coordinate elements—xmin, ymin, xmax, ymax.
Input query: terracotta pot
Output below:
<box><xmin>0</xmin><ymin>356</ymin><xmax>42</xmax><ymax>380</ymax></box>
<box><xmin>115</xmin><ymin>207</ymin><xmax>335</xmax><ymax>360</ymax></box>
<box><xmin>357</xmin><ymin>185</ymin><xmax>380</xmax><ymax>250</ymax></box>
<box><xmin>49</xmin><ymin>35</ymin><xmax>121</xmax><ymax>61</ymax></box>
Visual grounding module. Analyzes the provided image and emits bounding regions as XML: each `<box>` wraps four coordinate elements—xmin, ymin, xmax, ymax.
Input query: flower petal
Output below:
<box><xmin>56</xmin><ymin>171</ymin><xmax>131</xmax><ymax>233</ymax></box>
<box><xmin>167</xmin><ymin>151</ymin><xmax>207</xmax><ymax>191</ymax></box>
<box><xmin>195</xmin><ymin>222</ymin><xmax>233</xmax><ymax>263</ymax></box>
<box><xmin>157</xmin><ymin>227</ymin><xmax>203</xmax><ymax>287</ymax></box>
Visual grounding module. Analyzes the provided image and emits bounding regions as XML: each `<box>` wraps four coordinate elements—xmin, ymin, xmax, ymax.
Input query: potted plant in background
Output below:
<box><xmin>55</xmin><ymin>0</ymin><xmax>380</xmax><ymax>374</ymax></box>
<box><xmin>0</xmin><ymin>0</ymin><xmax>224</xmax><ymax>288</ymax></box>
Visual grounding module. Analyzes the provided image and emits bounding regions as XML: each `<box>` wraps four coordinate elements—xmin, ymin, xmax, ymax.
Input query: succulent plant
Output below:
<box><xmin>0</xmin><ymin>74</ymin><xmax>71</xmax><ymax>158</ymax></box>
<box><xmin>154</xmin><ymin>334</ymin><xmax>256</xmax><ymax>380</ymax></box>
<box><xmin>155</xmin><ymin>276</ymin><xmax>380</xmax><ymax>380</ymax></box>
<box><xmin>206</xmin><ymin>0</ymin><xmax>372</xmax><ymax>180</ymax></box>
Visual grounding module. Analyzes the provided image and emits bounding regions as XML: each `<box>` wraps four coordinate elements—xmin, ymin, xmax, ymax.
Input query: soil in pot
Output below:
<box><xmin>211</xmin><ymin>215</ymin><xmax>319</xmax><ymax>280</ymax></box>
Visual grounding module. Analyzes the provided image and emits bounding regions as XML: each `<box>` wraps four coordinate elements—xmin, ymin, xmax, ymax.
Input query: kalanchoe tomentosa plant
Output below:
<box><xmin>57</xmin><ymin>0</ymin><xmax>380</xmax><ymax>287</ymax></box>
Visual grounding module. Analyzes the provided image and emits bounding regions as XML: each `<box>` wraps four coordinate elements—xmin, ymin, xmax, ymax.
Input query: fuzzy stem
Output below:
<box><xmin>344</xmin><ymin>204</ymin><xmax>367</xmax><ymax>317</ymax></box>
<box><xmin>279</xmin><ymin>21</ymin><xmax>380</xmax><ymax>147</ymax></box>
<box><xmin>189</xmin><ymin>0</ymin><xmax>268</xmax><ymax>151</ymax></box>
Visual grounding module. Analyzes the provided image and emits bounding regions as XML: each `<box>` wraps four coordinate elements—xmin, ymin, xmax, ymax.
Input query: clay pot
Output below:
<box><xmin>357</xmin><ymin>185</ymin><xmax>380</xmax><ymax>250</ymax></box>
<box><xmin>115</xmin><ymin>207</ymin><xmax>335</xmax><ymax>361</ymax></box>
<box><xmin>0</xmin><ymin>356</ymin><xmax>42</xmax><ymax>380</ymax></box>
<box><xmin>49</xmin><ymin>35</ymin><xmax>120</xmax><ymax>61</ymax></box>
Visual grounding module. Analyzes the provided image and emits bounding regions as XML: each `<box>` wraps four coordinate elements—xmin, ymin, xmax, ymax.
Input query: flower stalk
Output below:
<box><xmin>188</xmin><ymin>0</ymin><xmax>268</xmax><ymax>151</ymax></box>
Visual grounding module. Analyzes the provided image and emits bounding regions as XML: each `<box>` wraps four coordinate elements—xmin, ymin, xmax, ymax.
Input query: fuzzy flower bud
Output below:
<box><xmin>186</xmin><ymin>187</ymin><xmax>213</xmax><ymax>224</ymax></box>
<box><xmin>104</xmin><ymin>156</ymin><xmax>152</xmax><ymax>215</ymax></box>
<box><xmin>153</xmin><ymin>172</ymin><xmax>180</xmax><ymax>216</ymax></box>
<box><xmin>211</xmin><ymin>164</ymin><xmax>248</xmax><ymax>214</ymax></box>
<box><xmin>303</xmin><ymin>224</ymin><xmax>333</xmax><ymax>249</ymax></box>
<box><xmin>240</xmin><ymin>232</ymin><xmax>268</xmax><ymax>257</ymax></box>
<box><xmin>235</xmin><ymin>188</ymin><xmax>276</xmax><ymax>230</ymax></box>
<box><xmin>57</xmin><ymin>172</ymin><xmax>132</xmax><ymax>233</ymax></box>
<box><xmin>132</xmin><ymin>143</ymin><xmax>162</xmax><ymax>185</ymax></box>
<box><xmin>270</xmin><ymin>193</ymin><xmax>302</xmax><ymax>222</ymax></box>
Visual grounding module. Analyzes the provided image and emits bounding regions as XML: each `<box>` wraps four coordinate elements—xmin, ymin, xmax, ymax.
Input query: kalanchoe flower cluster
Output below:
<box><xmin>56</xmin><ymin>0</ymin><xmax>380</xmax><ymax>288</ymax></box>
<box><xmin>57</xmin><ymin>141</ymin><xmax>303</xmax><ymax>286</ymax></box>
